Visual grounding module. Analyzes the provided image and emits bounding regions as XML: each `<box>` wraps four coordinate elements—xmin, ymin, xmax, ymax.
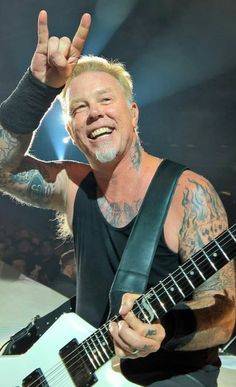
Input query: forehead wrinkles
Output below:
<box><xmin>68</xmin><ymin>72</ymin><xmax>126</xmax><ymax>101</ymax></box>
<box><xmin>69</xmin><ymin>87</ymin><xmax>114</xmax><ymax>106</ymax></box>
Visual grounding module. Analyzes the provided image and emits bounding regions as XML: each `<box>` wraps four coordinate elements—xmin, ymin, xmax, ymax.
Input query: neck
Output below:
<box><xmin>93</xmin><ymin>141</ymin><xmax>143</xmax><ymax>197</ymax></box>
<box><xmin>92</xmin><ymin>146</ymin><xmax>161</xmax><ymax>203</ymax></box>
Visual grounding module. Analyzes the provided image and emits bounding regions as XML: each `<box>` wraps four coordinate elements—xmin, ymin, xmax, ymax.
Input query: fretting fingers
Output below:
<box><xmin>109</xmin><ymin>319</ymin><xmax>162</xmax><ymax>359</ymax></box>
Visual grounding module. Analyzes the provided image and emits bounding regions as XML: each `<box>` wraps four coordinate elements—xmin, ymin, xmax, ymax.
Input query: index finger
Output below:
<box><xmin>36</xmin><ymin>9</ymin><xmax>49</xmax><ymax>53</ymax></box>
<box><xmin>71</xmin><ymin>13</ymin><xmax>92</xmax><ymax>53</ymax></box>
<box><xmin>119</xmin><ymin>293</ymin><xmax>140</xmax><ymax>315</ymax></box>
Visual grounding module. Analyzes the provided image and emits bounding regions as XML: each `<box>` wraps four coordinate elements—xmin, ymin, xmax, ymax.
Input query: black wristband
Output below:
<box><xmin>161</xmin><ymin>303</ymin><xmax>197</xmax><ymax>350</ymax></box>
<box><xmin>0</xmin><ymin>68</ymin><xmax>64</xmax><ymax>134</ymax></box>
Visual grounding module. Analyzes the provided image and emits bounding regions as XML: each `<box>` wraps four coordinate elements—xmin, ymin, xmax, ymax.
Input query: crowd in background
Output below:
<box><xmin>0</xmin><ymin>221</ymin><xmax>75</xmax><ymax>294</ymax></box>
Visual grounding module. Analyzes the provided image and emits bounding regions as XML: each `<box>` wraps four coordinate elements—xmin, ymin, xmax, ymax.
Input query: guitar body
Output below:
<box><xmin>0</xmin><ymin>313</ymin><xmax>137</xmax><ymax>387</ymax></box>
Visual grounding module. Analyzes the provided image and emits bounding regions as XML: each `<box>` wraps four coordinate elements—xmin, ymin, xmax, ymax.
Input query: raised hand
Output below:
<box><xmin>31</xmin><ymin>10</ymin><xmax>91</xmax><ymax>88</ymax></box>
<box><xmin>109</xmin><ymin>293</ymin><xmax>166</xmax><ymax>358</ymax></box>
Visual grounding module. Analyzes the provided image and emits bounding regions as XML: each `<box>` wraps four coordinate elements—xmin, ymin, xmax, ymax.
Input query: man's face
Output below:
<box><xmin>65</xmin><ymin>71</ymin><xmax>139</xmax><ymax>165</ymax></box>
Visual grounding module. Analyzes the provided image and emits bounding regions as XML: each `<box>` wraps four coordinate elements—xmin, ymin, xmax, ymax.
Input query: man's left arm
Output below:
<box><xmin>175</xmin><ymin>172</ymin><xmax>236</xmax><ymax>350</ymax></box>
<box><xmin>109</xmin><ymin>172</ymin><xmax>236</xmax><ymax>357</ymax></box>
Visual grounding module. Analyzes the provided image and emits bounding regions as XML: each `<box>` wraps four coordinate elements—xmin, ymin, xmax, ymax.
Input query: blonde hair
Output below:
<box><xmin>60</xmin><ymin>55</ymin><xmax>134</xmax><ymax>114</ymax></box>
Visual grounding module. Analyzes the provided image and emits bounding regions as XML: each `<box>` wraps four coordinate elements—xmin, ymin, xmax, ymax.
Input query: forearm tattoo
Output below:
<box><xmin>13</xmin><ymin>170</ymin><xmax>55</xmax><ymax>205</ymax></box>
<box><xmin>0</xmin><ymin>125</ymin><xmax>31</xmax><ymax>169</ymax></box>
<box><xmin>0</xmin><ymin>124</ymin><xmax>60</xmax><ymax>208</ymax></box>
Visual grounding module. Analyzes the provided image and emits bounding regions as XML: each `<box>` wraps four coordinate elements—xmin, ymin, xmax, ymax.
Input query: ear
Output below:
<box><xmin>130</xmin><ymin>102</ymin><xmax>139</xmax><ymax>128</ymax></box>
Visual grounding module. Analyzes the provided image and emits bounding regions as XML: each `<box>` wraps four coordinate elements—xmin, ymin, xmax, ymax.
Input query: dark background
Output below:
<box><xmin>0</xmin><ymin>0</ymin><xmax>236</xmax><ymax>234</ymax></box>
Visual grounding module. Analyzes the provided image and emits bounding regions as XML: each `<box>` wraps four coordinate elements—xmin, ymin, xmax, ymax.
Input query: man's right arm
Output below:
<box><xmin>0</xmin><ymin>9</ymin><xmax>91</xmax><ymax>211</ymax></box>
<box><xmin>0</xmin><ymin>124</ymin><xmax>67</xmax><ymax>211</ymax></box>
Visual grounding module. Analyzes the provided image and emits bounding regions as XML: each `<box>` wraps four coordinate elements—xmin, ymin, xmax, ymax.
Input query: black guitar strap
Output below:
<box><xmin>108</xmin><ymin>159</ymin><xmax>187</xmax><ymax>317</ymax></box>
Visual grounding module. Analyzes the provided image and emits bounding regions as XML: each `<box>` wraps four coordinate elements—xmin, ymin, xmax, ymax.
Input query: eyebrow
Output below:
<box><xmin>96</xmin><ymin>88</ymin><xmax>113</xmax><ymax>95</ymax></box>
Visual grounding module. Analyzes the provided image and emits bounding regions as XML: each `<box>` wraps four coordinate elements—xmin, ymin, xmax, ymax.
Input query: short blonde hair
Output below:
<box><xmin>60</xmin><ymin>55</ymin><xmax>134</xmax><ymax>114</ymax></box>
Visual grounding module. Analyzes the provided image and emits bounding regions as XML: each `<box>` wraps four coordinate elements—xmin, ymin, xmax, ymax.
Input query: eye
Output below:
<box><xmin>101</xmin><ymin>97</ymin><xmax>111</xmax><ymax>103</ymax></box>
<box><xmin>77</xmin><ymin>103</ymin><xmax>87</xmax><ymax>110</ymax></box>
<box><xmin>70</xmin><ymin>103</ymin><xmax>87</xmax><ymax>116</ymax></box>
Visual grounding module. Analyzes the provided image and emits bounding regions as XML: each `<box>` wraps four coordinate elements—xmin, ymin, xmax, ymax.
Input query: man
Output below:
<box><xmin>50</xmin><ymin>249</ymin><xmax>76</xmax><ymax>297</ymax></box>
<box><xmin>0</xmin><ymin>10</ymin><xmax>235</xmax><ymax>387</ymax></box>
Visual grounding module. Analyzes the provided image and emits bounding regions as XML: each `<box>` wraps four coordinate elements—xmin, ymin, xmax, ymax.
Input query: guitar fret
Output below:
<box><xmin>90</xmin><ymin>341</ymin><xmax>101</xmax><ymax>367</ymax></box>
<box><xmin>135</xmin><ymin>294</ymin><xmax>159</xmax><ymax>323</ymax></box>
<box><xmin>228</xmin><ymin>228</ymin><xmax>236</xmax><ymax>242</ymax></box>
<box><xmin>85</xmin><ymin>337</ymin><xmax>102</xmax><ymax>368</ymax></box>
<box><xmin>179</xmin><ymin>266</ymin><xmax>195</xmax><ymax>289</ymax></box>
<box><xmin>202</xmin><ymin>250</ymin><xmax>217</xmax><ymax>271</ymax></box>
<box><xmin>160</xmin><ymin>281</ymin><xmax>176</xmax><ymax>305</ymax></box>
<box><xmin>213</xmin><ymin>239</ymin><xmax>230</xmax><ymax>262</ymax></box>
<box><xmin>98</xmin><ymin>328</ymin><xmax>113</xmax><ymax>357</ymax></box>
<box><xmin>149</xmin><ymin>287</ymin><xmax>167</xmax><ymax>312</ymax></box>
<box><xmin>169</xmin><ymin>273</ymin><xmax>185</xmax><ymax>297</ymax></box>
<box><xmin>135</xmin><ymin>299</ymin><xmax>151</xmax><ymax>323</ymax></box>
<box><xmin>90</xmin><ymin>335</ymin><xmax>105</xmax><ymax>364</ymax></box>
<box><xmin>81</xmin><ymin>342</ymin><xmax>98</xmax><ymax>370</ymax></box>
<box><xmin>142</xmin><ymin>293</ymin><xmax>159</xmax><ymax>319</ymax></box>
<box><xmin>94</xmin><ymin>331</ymin><xmax>110</xmax><ymax>360</ymax></box>
<box><xmin>192</xmin><ymin>259</ymin><xmax>206</xmax><ymax>280</ymax></box>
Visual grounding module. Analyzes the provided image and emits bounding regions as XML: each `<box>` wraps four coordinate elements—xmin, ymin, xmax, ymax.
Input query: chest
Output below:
<box><xmin>97</xmin><ymin>195</ymin><xmax>143</xmax><ymax>228</ymax></box>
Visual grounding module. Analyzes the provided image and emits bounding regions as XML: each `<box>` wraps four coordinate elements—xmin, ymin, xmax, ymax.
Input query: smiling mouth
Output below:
<box><xmin>89</xmin><ymin>127</ymin><xmax>113</xmax><ymax>139</ymax></box>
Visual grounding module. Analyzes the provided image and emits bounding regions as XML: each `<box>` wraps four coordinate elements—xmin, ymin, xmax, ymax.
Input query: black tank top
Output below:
<box><xmin>72</xmin><ymin>171</ymin><xmax>180</xmax><ymax>327</ymax></box>
<box><xmin>72</xmin><ymin>171</ymin><xmax>219</xmax><ymax>384</ymax></box>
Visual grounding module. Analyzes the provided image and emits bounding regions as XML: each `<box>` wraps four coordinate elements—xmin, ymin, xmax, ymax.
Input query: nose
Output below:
<box><xmin>87</xmin><ymin>102</ymin><xmax>104</xmax><ymax>124</ymax></box>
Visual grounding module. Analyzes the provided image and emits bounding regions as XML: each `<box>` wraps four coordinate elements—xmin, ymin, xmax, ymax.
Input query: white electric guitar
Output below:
<box><xmin>0</xmin><ymin>224</ymin><xmax>236</xmax><ymax>387</ymax></box>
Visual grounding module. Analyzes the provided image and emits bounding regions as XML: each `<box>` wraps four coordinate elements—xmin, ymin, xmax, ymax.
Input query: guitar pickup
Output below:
<box><xmin>59</xmin><ymin>338</ymin><xmax>98</xmax><ymax>387</ymax></box>
<box><xmin>22</xmin><ymin>368</ymin><xmax>48</xmax><ymax>387</ymax></box>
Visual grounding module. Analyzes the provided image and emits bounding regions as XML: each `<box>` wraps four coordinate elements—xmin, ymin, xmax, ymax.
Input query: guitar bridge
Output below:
<box><xmin>59</xmin><ymin>338</ymin><xmax>98</xmax><ymax>387</ymax></box>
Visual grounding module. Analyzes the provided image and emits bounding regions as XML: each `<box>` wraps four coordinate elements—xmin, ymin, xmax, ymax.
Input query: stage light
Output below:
<box><xmin>84</xmin><ymin>0</ymin><xmax>139</xmax><ymax>55</ymax></box>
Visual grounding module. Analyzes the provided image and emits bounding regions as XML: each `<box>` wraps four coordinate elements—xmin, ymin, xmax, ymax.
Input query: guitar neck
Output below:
<box><xmin>68</xmin><ymin>224</ymin><xmax>236</xmax><ymax>375</ymax></box>
<box><xmin>133</xmin><ymin>224</ymin><xmax>236</xmax><ymax>321</ymax></box>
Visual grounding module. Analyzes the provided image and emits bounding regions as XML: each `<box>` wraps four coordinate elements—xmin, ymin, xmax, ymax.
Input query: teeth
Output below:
<box><xmin>90</xmin><ymin>127</ymin><xmax>112</xmax><ymax>139</ymax></box>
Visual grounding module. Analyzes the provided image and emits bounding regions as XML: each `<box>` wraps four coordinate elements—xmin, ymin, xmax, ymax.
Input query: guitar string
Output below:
<box><xmin>26</xmin><ymin>225</ymin><xmax>236</xmax><ymax>387</ymax></box>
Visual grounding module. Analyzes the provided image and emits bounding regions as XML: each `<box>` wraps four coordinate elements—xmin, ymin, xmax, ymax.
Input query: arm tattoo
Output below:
<box><xmin>12</xmin><ymin>170</ymin><xmax>55</xmax><ymax>205</ymax></box>
<box><xmin>179</xmin><ymin>178</ymin><xmax>227</xmax><ymax>260</ymax></box>
<box><xmin>0</xmin><ymin>124</ymin><xmax>31</xmax><ymax>169</ymax></box>
<box><xmin>0</xmin><ymin>124</ymin><xmax>65</xmax><ymax>209</ymax></box>
<box><xmin>194</xmin><ymin>261</ymin><xmax>235</xmax><ymax>294</ymax></box>
<box><xmin>0</xmin><ymin>128</ymin><xmax>17</xmax><ymax>160</ymax></box>
<box><xmin>179</xmin><ymin>177</ymin><xmax>234</xmax><ymax>296</ymax></box>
